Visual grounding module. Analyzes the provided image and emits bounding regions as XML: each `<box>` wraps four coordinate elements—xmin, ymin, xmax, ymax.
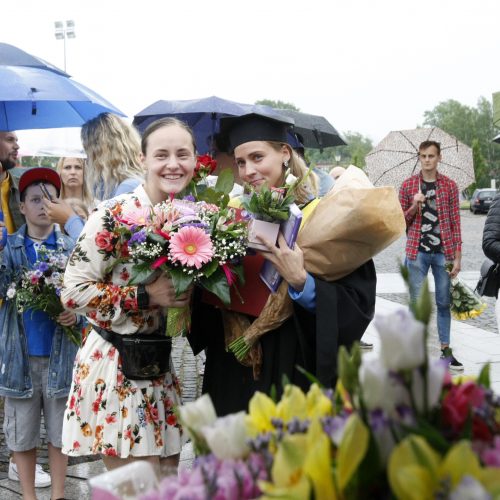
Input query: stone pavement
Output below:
<box><xmin>0</xmin><ymin>272</ymin><xmax>498</xmax><ymax>498</ymax></box>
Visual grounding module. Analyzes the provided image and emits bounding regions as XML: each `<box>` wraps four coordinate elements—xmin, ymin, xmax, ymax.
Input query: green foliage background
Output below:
<box><xmin>257</xmin><ymin>96</ymin><xmax>500</xmax><ymax>189</ymax></box>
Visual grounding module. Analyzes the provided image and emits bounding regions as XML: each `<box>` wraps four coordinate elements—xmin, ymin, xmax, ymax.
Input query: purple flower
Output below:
<box><xmin>36</xmin><ymin>261</ymin><xmax>49</xmax><ymax>272</ymax></box>
<box><xmin>129</xmin><ymin>229</ymin><xmax>147</xmax><ymax>244</ymax></box>
<box><xmin>183</xmin><ymin>194</ymin><xmax>196</xmax><ymax>202</ymax></box>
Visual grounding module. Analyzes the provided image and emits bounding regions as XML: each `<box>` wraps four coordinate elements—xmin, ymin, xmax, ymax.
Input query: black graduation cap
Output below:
<box><xmin>217</xmin><ymin>112</ymin><xmax>295</xmax><ymax>152</ymax></box>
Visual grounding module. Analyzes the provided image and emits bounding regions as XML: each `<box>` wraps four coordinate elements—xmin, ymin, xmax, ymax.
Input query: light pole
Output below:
<box><xmin>334</xmin><ymin>153</ymin><xmax>341</xmax><ymax>166</ymax></box>
<box><xmin>54</xmin><ymin>20</ymin><xmax>76</xmax><ymax>72</ymax></box>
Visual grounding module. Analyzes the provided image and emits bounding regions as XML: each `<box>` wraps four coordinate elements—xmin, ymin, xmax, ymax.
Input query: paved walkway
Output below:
<box><xmin>0</xmin><ymin>272</ymin><xmax>498</xmax><ymax>498</ymax></box>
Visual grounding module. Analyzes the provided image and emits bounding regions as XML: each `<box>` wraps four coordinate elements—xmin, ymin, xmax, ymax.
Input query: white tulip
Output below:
<box><xmin>285</xmin><ymin>173</ymin><xmax>298</xmax><ymax>186</ymax></box>
<box><xmin>359</xmin><ymin>353</ymin><xmax>406</xmax><ymax>413</ymax></box>
<box><xmin>411</xmin><ymin>358</ymin><xmax>447</xmax><ymax>413</ymax></box>
<box><xmin>201</xmin><ymin>411</ymin><xmax>249</xmax><ymax>460</ymax></box>
<box><xmin>374</xmin><ymin>309</ymin><xmax>425</xmax><ymax>371</ymax></box>
<box><xmin>178</xmin><ymin>394</ymin><xmax>217</xmax><ymax>438</ymax></box>
<box><xmin>450</xmin><ymin>476</ymin><xmax>491</xmax><ymax>500</ymax></box>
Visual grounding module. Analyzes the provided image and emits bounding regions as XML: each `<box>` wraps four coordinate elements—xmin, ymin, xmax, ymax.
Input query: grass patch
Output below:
<box><xmin>460</xmin><ymin>200</ymin><xmax>470</xmax><ymax>210</ymax></box>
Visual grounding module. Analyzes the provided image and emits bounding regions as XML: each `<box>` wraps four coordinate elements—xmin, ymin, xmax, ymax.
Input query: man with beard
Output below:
<box><xmin>0</xmin><ymin>131</ymin><xmax>24</xmax><ymax>245</ymax></box>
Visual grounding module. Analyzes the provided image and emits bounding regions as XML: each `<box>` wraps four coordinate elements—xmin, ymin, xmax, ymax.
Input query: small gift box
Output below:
<box><xmin>247</xmin><ymin>218</ymin><xmax>280</xmax><ymax>252</ymax></box>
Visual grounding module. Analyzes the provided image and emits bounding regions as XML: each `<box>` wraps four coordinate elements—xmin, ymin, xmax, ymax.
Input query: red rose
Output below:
<box><xmin>65</xmin><ymin>298</ymin><xmax>77</xmax><ymax>309</ymax></box>
<box><xmin>442</xmin><ymin>381</ymin><xmax>486</xmax><ymax>435</ymax></box>
<box><xmin>166</xmin><ymin>413</ymin><xmax>177</xmax><ymax>426</ymax></box>
<box><xmin>95</xmin><ymin>230</ymin><xmax>115</xmax><ymax>252</ymax></box>
<box><xmin>73</xmin><ymin>441</ymin><xmax>80</xmax><ymax>450</ymax></box>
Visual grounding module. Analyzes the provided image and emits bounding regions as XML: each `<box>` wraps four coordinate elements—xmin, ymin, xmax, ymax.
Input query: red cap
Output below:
<box><xmin>18</xmin><ymin>167</ymin><xmax>61</xmax><ymax>195</ymax></box>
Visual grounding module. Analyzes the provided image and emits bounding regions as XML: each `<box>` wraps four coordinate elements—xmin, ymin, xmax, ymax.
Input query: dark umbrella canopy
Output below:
<box><xmin>494</xmin><ymin>134</ymin><xmax>500</xmax><ymax>144</ymax></box>
<box><xmin>0</xmin><ymin>42</ymin><xmax>69</xmax><ymax>76</ymax></box>
<box><xmin>274</xmin><ymin>109</ymin><xmax>346</xmax><ymax>149</ymax></box>
<box><xmin>133</xmin><ymin>96</ymin><xmax>253</xmax><ymax>153</ymax></box>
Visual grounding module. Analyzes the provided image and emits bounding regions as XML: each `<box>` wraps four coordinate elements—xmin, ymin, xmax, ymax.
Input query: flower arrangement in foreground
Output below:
<box><xmin>140</xmin><ymin>280</ymin><xmax>500</xmax><ymax>500</ymax></box>
<box><xmin>446</xmin><ymin>263</ymin><xmax>487</xmax><ymax>320</ymax></box>
<box><xmin>6</xmin><ymin>246</ymin><xmax>81</xmax><ymax>345</ymax></box>
<box><xmin>108</xmin><ymin>191</ymin><xmax>248</xmax><ymax>308</ymax></box>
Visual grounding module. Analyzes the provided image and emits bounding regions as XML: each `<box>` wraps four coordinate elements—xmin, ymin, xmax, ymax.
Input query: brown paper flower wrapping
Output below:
<box><xmin>298</xmin><ymin>166</ymin><xmax>406</xmax><ymax>281</ymax></box>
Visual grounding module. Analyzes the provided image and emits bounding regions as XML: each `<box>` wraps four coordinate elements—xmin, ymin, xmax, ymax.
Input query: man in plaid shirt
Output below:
<box><xmin>399</xmin><ymin>140</ymin><xmax>463</xmax><ymax>371</ymax></box>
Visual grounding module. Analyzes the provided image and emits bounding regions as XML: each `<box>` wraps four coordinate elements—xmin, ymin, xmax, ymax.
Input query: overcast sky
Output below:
<box><xmin>4</xmin><ymin>0</ymin><xmax>500</xmax><ymax>151</ymax></box>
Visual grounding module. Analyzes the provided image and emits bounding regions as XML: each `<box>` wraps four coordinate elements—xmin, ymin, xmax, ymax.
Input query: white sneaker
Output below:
<box><xmin>8</xmin><ymin>460</ymin><xmax>52</xmax><ymax>488</ymax></box>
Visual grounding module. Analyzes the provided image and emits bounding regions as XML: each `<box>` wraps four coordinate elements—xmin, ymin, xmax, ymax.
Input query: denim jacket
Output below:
<box><xmin>0</xmin><ymin>225</ymin><xmax>80</xmax><ymax>398</ymax></box>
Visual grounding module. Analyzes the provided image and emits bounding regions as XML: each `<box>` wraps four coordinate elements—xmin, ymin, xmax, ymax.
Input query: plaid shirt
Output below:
<box><xmin>399</xmin><ymin>171</ymin><xmax>462</xmax><ymax>261</ymax></box>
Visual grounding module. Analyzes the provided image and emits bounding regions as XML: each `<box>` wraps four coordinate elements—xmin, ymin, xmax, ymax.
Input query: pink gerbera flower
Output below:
<box><xmin>119</xmin><ymin>207</ymin><xmax>152</xmax><ymax>227</ymax></box>
<box><xmin>169</xmin><ymin>226</ymin><xmax>213</xmax><ymax>269</ymax></box>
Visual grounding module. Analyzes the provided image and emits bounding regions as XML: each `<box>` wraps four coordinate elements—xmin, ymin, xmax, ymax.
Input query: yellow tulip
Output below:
<box><xmin>439</xmin><ymin>440</ymin><xmax>481</xmax><ymax>488</ymax></box>
<box><xmin>389</xmin><ymin>437</ymin><xmax>497</xmax><ymax>499</ymax></box>
<box><xmin>304</xmin><ymin>418</ymin><xmax>337</xmax><ymax>499</ymax></box>
<box><xmin>337</xmin><ymin>414</ymin><xmax>369</xmax><ymax>491</ymax></box>
<box><xmin>246</xmin><ymin>391</ymin><xmax>277</xmax><ymax>436</ymax></box>
<box><xmin>276</xmin><ymin>385</ymin><xmax>308</xmax><ymax>423</ymax></box>
<box><xmin>388</xmin><ymin>436</ymin><xmax>440</xmax><ymax>499</ymax></box>
<box><xmin>260</xmin><ymin>419</ymin><xmax>337</xmax><ymax>500</ymax></box>
<box><xmin>306</xmin><ymin>383</ymin><xmax>333</xmax><ymax>418</ymax></box>
<box><xmin>258</xmin><ymin>433</ymin><xmax>311</xmax><ymax>499</ymax></box>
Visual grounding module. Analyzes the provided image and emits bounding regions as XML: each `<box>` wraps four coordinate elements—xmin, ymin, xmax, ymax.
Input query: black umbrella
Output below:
<box><xmin>494</xmin><ymin>133</ymin><xmax>500</xmax><ymax>144</ymax></box>
<box><xmin>0</xmin><ymin>42</ymin><xmax>69</xmax><ymax>76</ymax></box>
<box><xmin>273</xmin><ymin>109</ymin><xmax>346</xmax><ymax>149</ymax></box>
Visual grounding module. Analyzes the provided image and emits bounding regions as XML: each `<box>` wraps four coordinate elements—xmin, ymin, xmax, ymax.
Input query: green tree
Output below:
<box><xmin>423</xmin><ymin>97</ymin><xmax>500</xmax><ymax>183</ymax></box>
<box><xmin>254</xmin><ymin>99</ymin><xmax>300</xmax><ymax>111</ymax></box>
<box><xmin>466</xmin><ymin>139</ymin><xmax>490</xmax><ymax>194</ymax></box>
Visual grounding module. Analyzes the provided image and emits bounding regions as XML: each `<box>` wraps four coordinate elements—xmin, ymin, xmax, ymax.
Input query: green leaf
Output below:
<box><xmin>169</xmin><ymin>268</ymin><xmax>194</xmax><ymax>295</ymax></box>
<box><xmin>214</xmin><ymin>168</ymin><xmax>234</xmax><ymax>195</ymax></box>
<box><xmin>201</xmin><ymin>258</ymin><xmax>219</xmax><ymax>278</ymax></box>
<box><xmin>477</xmin><ymin>363</ymin><xmax>491</xmax><ymax>388</ymax></box>
<box><xmin>148</xmin><ymin>232</ymin><xmax>168</xmax><ymax>245</ymax></box>
<box><xmin>129</xmin><ymin>265</ymin><xmax>157</xmax><ymax>285</ymax></box>
<box><xmin>202</xmin><ymin>273</ymin><xmax>230</xmax><ymax>305</ymax></box>
<box><xmin>413</xmin><ymin>278</ymin><xmax>432</xmax><ymax>325</ymax></box>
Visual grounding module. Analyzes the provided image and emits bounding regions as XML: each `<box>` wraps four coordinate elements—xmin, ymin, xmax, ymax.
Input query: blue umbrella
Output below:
<box><xmin>133</xmin><ymin>96</ymin><xmax>254</xmax><ymax>153</ymax></box>
<box><xmin>0</xmin><ymin>42</ymin><xmax>69</xmax><ymax>76</ymax></box>
<box><xmin>0</xmin><ymin>65</ymin><xmax>125</xmax><ymax>131</ymax></box>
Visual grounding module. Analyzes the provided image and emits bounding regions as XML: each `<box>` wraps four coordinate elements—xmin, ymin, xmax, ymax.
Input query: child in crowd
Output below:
<box><xmin>0</xmin><ymin>168</ymin><xmax>80</xmax><ymax>500</ymax></box>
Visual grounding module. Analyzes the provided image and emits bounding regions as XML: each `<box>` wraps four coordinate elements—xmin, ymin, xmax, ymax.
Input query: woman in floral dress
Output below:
<box><xmin>61</xmin><ymin>117</ymin><xmax>196</xmax><ymax>470</ymax></box>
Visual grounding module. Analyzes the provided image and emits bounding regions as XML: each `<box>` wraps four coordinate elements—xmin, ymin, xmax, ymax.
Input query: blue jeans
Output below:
<box><xmin>407</xmin><ymin>252</ymin><xmax>450</xmax><ymax>346</ymax></box>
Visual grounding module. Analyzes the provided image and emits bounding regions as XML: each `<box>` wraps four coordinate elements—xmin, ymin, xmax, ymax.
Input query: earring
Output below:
<box><xmin>283</xmin><ymin>160</ymin><xmax>289</xmax><ymax>168</ymax></box>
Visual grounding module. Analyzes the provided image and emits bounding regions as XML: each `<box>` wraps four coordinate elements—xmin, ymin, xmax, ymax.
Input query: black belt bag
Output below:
<box><xmin>93</xmin><ymin>326</ymin><xmax>172</xmax><ymax>380</ymax></box>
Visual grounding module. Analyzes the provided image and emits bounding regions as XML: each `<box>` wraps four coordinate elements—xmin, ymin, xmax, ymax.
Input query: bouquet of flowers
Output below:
<box><xmin>110</xmin><ymin>193</ymin><xmax>248</xmax><ymax>308</ymax></box>
<box><xmin>135</xmin><ymin>281</ymin><xmax>500</xmax><ymax>499</ymax></box>
<box><xmin>446</xmin><ymin>263</ymin><xmax>487</xmax><ymax>320</ymax></box>
<box><xmin>6</xmin><ymin>246</ymin><xmax>81</xmax><ymax>346</ymax></box>
<box><xmin>241</xmin><ymin>167</ymin><xmax>311</xmax><ymax>252</ymax></box>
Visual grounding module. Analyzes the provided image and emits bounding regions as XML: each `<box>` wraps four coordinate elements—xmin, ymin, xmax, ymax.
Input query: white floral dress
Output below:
<box><xmin>61</xmin><ymin>185</ymin><xmax>183</xmax><ymax>458</ymax></box>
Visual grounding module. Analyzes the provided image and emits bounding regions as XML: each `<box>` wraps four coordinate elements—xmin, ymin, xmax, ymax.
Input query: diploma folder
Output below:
<box><xmin>201</xmin><ymin>254</ymin><xmax>271</xmax><ymax>317</ymax></box>
<box><xmin>260</xmin><ymin>203</ymin><xmax>302</xmax><ymax>292</ymax></box>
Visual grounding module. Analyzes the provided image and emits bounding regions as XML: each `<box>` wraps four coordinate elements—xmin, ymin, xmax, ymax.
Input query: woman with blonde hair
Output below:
<box><xmin>189</xmin><ymin>112</ymin><xmax>376</xmax><ymax>415</ymax></box>
<box><xmin>56</xmin><ymin>157</ymin><xmax>93</xmax><ymax>207</ymax></box>
<box><xmin>81</xmin><ymin>112</ymin><xmax>144</xmax><ymax>201</ymax></box>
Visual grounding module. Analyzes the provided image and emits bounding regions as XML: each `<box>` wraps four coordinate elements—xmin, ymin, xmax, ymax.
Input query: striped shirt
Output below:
<box><xmin>399</xmin><ymin>171</ymin><xmax>462</xmax><ymax>261</ymax></box>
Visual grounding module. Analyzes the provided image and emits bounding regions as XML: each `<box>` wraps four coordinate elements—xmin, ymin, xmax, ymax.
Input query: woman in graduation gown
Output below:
<box><xmin>189</xmin><ymin>113</ymin><xmax>377</xmax><ymax>416</ymax></box>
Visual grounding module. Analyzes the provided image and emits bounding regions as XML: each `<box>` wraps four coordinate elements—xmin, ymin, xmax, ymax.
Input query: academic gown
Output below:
<box><xmin>188</xmin><ymin>260</ymin><xmax>377</xmax><ymax>416</ymax></box>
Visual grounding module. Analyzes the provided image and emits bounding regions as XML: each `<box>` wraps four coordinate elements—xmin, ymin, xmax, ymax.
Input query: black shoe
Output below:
<box><xmin>440</xmin><ymin>347</ymin><xmax>464</xmax><ymax>372</ymax></box>
<box><xmin>359</xmin><ymin>340</ymin><xmax>373</xmax><ymax>350</ymax></box>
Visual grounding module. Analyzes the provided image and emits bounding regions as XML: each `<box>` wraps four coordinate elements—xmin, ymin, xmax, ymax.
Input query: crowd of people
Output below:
<box><xmin>0</xmin><ymin>110</ymin><xmax>492</xmax><ymax>498</ymax></box>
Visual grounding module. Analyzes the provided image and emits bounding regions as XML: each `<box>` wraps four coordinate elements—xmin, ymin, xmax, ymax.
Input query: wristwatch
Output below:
<box><xmin>137</xmin><ymin>284</ymin><xmax>150</xmax><ymax>309</ymax></box>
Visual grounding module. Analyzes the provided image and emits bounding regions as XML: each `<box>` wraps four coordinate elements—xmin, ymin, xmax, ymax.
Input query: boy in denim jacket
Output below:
<box><xmin>0</xmin><ymin>167</ymin><xmax>80</xmax><ymax>500</ymax></box>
